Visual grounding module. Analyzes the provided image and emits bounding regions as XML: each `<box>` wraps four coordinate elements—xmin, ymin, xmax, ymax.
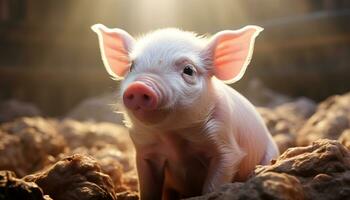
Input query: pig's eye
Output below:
<box><xmin>183</xmin><ymin>65</ymin><xmax>194</xmax><ymax>76</ymax></box>
<box><xmin>181</xmin><ymin>64</ymin><xmax>197</xmax><ymax>84</ymax></box>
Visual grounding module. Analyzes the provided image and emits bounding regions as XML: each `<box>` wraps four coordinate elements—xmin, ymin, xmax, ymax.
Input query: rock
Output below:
<box><xmin>338</xmin><ymin>129</ymin><xmax>350</xmax><ymax>149</ymax></box>
<box><xmin>24</xmin><ymin>154</ymin><xmax>117</xmax><ymax>200</ymax></box>
<box><xmin>0</xmin><ymin>170</ymin><xmax>51</xmax><ymax>200</ymax></box>
<box><xmin>0</xmin><ymin>100</ymin><xmax>41</xmax><ymax>123</ymax></box>
<box><xmin>0</xmin><ymin>117</ymin><xmax>67</xmax><ymax>177</ymax></box>
<box><xmin>297</xmin><ymin>92</ymin><xmax>350</xmax><ymax>146</ymax></box>
<box><xmin>66</xmin><ymin>93</ymin><xmax>124</xmax><ymax>124</ymax></box>
<box><xmin>187</xmin><ymin>139</ymin><xmax>350</xmax><ymax>200</ymax></box>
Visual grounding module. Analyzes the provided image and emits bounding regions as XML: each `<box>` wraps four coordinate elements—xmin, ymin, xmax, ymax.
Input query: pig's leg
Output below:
<box><xmin>202</xmin><ymin>141</ymin><xmax>245</xmax><ymax>193</ymax></box>
<box><xmin>136</xmin><ymin>153</ymin><xmax>165</xmax><ymax>200</ymax></box>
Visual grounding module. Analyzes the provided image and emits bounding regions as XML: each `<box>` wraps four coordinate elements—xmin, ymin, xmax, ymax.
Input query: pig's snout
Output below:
<box><xmin>123</xmin><ymin>82</ymin><xmax>159</xmax><ymax>111</ymax></box>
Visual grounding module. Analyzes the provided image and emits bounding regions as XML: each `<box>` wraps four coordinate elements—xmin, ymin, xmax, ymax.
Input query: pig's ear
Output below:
<box><xmin>203</xmin><ymin>26</ymin><xmax>263</xmax><ymax>84</ymax></box>
<box><xmin>91</xmin><ymin>24</ymin><xmax>135</xmax><ymax>79</ymax></box>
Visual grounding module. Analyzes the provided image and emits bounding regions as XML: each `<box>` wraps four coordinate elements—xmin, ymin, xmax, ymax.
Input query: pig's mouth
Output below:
<box><xmin>130</xmin><ymin>108</ymin><xmax>168</xmax><ymax>124</ymax></box>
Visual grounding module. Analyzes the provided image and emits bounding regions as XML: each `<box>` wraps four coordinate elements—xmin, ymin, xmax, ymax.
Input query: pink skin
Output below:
<box><xmin>132</xmin><ymin>129</ymin><xmax>216</xmax><ymax>199</ymax></box>
<box><xmin>92</xmin><ymin>25</ymin><xmax>280</xmax><ymax>200</ymax></box>
<box><xmin>123</xmin><ymin>81</ymin><xmax>160</xmax><ymax>122</ymax></box>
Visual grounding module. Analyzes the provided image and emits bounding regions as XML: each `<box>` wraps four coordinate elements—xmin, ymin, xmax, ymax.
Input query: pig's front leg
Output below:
<box><xmin>202</xmin><ymin>139</ymin><xmax>245</xmax><ymax>193</ymax></box>
<box><xmin>136</xmin><ymin>151</ymin><xmax>165</xmax><ymax>200</ymax></box>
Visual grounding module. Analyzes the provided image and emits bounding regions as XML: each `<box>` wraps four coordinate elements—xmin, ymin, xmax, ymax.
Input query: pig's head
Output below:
<box><xmin>92</xmin><ymin>24</ymin><xmax>262</xmax><ymax>130</ymax></box>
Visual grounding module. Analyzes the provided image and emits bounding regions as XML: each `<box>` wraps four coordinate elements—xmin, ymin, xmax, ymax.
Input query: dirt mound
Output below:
<box><xmin>0</xmin><ymin>170</ymin><xmax>51</xmax><ymax>200</ymax></box>
<box><xmin>258</xmin><ymin>97</ymin><xmax>316</xmax><ymax>152</ymax></box>
<box><xmin>338</xmin><ymin>129</ymin><xmax>350</xmax><ymax>149</ymax></box>
<box><xmin>0</xmin><ymin>117</ymin><xmax>137</xmax><ymax>198</ymax></box>
<box><xmin>57</xmin><ymin>119</ymin><xmax>137</xmax><ymax>192</ymax></box>
<box><xmin>24</xmin><ymin>154</ymin><xmax>116</xmax><ymax>200</ymax></box>
<box><xmin>187</xmin><ymin>139</ymin><xmax>350</xmax><ymax>200</ymax></box>
<box><xmin>0</xmin><ymin>117</ymin><xmax>67</xmax><ymax>177</ymax></box>
<box><xmin>1</xmin><ymin>92</ymin><xmax>350</xmax><ymax>199</ymax></box>
<box><xmin>297</xmin><ymin>92</ymin><xmax>350</xmax><ymax>146</ymax></box>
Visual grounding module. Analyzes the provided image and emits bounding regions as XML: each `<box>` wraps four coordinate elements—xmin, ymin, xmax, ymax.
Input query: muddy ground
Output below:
<box><xmin>0</xmin><ymin>91</ymin><xmax>349</xmax><ymax>200</ymax></box>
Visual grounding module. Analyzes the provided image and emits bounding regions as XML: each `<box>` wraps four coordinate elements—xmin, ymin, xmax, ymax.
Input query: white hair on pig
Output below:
<box><xmin>92</xmin><ymin>24</ymin><xmax>278</xmax><ymax>199</ymax></box>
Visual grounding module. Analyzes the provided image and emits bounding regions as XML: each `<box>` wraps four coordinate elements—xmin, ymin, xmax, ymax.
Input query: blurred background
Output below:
<box><xmin>0</xmin><ymin>0</ymin><xmax>349</xmax><ymax>116</ymax></box>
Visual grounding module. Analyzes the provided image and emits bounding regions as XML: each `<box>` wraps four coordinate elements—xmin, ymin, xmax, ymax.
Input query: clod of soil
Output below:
<box><xmin>0</xmin><ymin>170</ymin><xmax>51</xmax><ymax>200</ymax></box>
<box><xmin>0</xmin><ymin>117</ymin><xmax>67</xmax><ymax>177</ymax></box>
<box><xmin>297</xmin><ymin>92</ymin><xmax>350</xmax><ymax>146</ymax></box>
<box><xmin>24</xmin><ymin>154</ymin><xmax>117</xmax><ymax>200</ymax></box>
<box><xmin>187</xmin><ymin>139</ymin><xmax>350</xmax><ymax>200</ymax></box>
<box><xmin>1</xmin><ymin>92</ymin><xmax>350</xmax><ymax>200</ymax></box>
<box><xmin>255</xmin><ymin>139</ymin><xmax>350</xmax><ymax>176</ymax></box>
<box><xmin>57</xmin><ymin>119</ymin><xmax>137</xmax><ymax>192</ymax></box>
<box><xmin>58</xmin><ymin>119</ymin><xmax>132</xmax><ymax>152</ymax></box>
<box><xmin>257</xmin><ymin>97</ymin><xmax>316</xmax><ymax>152</ymax></box>
<box><xmin>338</xmin><ymin>129</ymin><xmax>350</xmax><ymax>149</ymax></box>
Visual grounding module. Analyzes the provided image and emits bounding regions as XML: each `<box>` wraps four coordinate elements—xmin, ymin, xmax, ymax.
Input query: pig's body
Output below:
<box><xmin>129</xmin><ymin>78</ymin><xmax>278</xmax><ymax>199</ymax></box>
<box><xmin>92</xmin><ymin>25</ymin><xmax>279</xmax><ymax>200</ymax></box>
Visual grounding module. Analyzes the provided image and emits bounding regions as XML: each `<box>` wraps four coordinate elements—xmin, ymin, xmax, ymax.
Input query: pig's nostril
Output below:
<box><xmin>123</xmin><ymin>82</ymin><xmax>159</xmax><ymax>111</ymax></box>
<box><xmin>127</xmin><ymin>94</ymin><xmax>134</xmax><ymax>100</ymax></box>
<box><xmin>143</xmin><ymin>94</ymin><xmax>150</xmax><ymax>101</ymax></box>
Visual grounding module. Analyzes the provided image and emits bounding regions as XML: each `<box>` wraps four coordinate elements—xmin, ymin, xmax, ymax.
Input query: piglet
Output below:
<box><xmin>92</xmin><ymin>24</ymin><xmax>279</xmax><ymax>200</ymax></box>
